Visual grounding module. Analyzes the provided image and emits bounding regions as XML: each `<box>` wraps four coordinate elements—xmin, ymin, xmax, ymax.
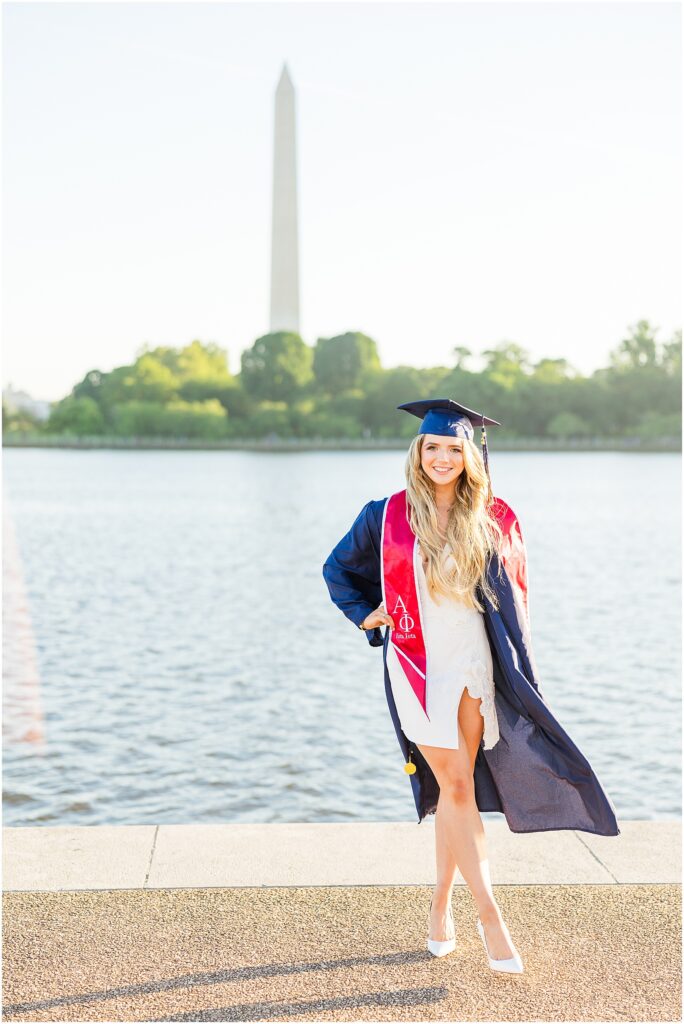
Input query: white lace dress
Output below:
<box><xmin>386</xmin><ymin>544</ymin><xmax>500</xmax><ymax>751</ymax></box>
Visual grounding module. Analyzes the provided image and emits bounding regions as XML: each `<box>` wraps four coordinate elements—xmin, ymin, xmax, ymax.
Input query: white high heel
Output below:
<box><xmin>427</xmin><ymin>895</ymin><xmax>456</xmax><ymax>957</ymax></box>
<box><xmin>476</xmin><ymin>917</ymin><xmax>524</xmax><ymax>974</ymax></box>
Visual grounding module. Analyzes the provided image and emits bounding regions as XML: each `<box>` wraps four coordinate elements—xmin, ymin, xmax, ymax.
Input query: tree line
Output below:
<box><xmin>3</xmin><ymin>319</ymin><xmax>681</xmax><ymax>442</ymax></box>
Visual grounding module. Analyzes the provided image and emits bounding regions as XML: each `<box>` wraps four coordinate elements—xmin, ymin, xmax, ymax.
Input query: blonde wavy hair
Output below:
<box><xmin>405</xmin><ymin>434</ymin><xmax>503</xmax><ymax>612</ymax></box>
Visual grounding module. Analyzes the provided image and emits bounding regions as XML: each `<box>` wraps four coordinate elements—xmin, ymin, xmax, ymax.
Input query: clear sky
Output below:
<box><xmin>2</xmin><ymin>1</ymin><xmax>681</xmax><ymax>401</ymax></box>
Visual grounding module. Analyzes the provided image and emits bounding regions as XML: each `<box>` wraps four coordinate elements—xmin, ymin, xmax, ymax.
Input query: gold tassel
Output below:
<box><xmin>481</xmin><ymin>423</ymin><xmax>493</xmax><ymax>501</ymax></box>
<box><xmin>404</xmin><ymin>750</ymin><xmax>417</xmax><ymax>775</ymax></box>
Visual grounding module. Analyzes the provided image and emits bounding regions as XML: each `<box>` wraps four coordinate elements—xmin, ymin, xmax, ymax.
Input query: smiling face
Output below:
<box><xmin>420</xmin><ymin>433</ymin><xmax>465</xmax><ymax>488</ymax></box>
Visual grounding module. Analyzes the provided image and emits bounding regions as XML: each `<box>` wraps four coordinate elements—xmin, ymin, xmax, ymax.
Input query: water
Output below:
<box><xmin>2</xmin><ymin>448</ymin><xmax>681</xmax><ymax>826</ymax></box>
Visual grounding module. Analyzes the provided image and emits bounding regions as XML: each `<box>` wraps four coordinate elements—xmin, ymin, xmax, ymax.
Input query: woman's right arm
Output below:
<box><xmin>322</xmin><ymin>499</ymin><xmax>393</xmax><ymax>647</ymax></box>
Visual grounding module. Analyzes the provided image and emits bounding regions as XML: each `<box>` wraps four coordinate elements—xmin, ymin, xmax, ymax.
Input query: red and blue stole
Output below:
<box><xmin>380</xmin><ymin>489</ymin><xmax>529</xmax><ymax>718</ymax></box>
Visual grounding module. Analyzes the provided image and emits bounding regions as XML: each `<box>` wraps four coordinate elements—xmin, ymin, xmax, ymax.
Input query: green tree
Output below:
<box><xmin>313</xmin><ymin>332</ymin><xmax>381</xmax><ymax>393</ymax></box>
<box><xmin>516</xmin><ymin>360</ymin><xmax>580</xmax><ymax>437</ymax></box>
<box><xmin>33</xmin><ymin>319</ymin><xmax>683</xmax><ymax>444</ymax></box>
<box><xmin>598</xmin><ymin>321</ymin><xmax>681</xmax><ymax>435</ymax></box>
<box><xmin>124</xmin><ymin>354</ymin><xmax>179</xmax><ymax>403</ymax></box>
<box><xmin>84</xmin><ymin>355</ymin><xmax>181</xmax><ymax>407</ymax></box>
<box><xmin>609</xmin><ymin>320</ymin><xmax>659</xmax><ymax>370</ymax></box>
<box><xmin>547</xmin><ymin>411</ymin><xmax>591</xmax><ymax>439</ymax></box>
<box><xmin>240</xmin><ymin>332</ymin><xmax>313</xmax><ymax>401</ymax></box>
<box><xmin>362</xmin><ymin>366</ymin><xmax>425</xmax><ymax>436</ymax></box>
<box><xmin>436</xmin><ymin>366</ymin><xmax>513</xmax><ymax>433</ymax></box>
<box><xmin>136</xmin><ymin>339</ymin><xmax>232</xmax><ymax>381</ymax></box>
<box><xmin>179</xmin><ymin>377</ymin><xmax>248</xmax><ymax>416</ymax></box>
<box><xmin>560</xmin><ymin>377</ymin><xmax>611</xmax><ymax>435</ymax></box>
<box><xmin>451</xmin><ymin>346</ymin><xmax>472</xmax><ymax>370</ymax></box>
<box><xmin>111</xmin><ymin>399</ymin><xmax>228</xmax><ymax>439</ymax></box>
<box><xmin>72</xmin><ymin>369</ymin><xmax>106</xmax><ymax>403</ymax></box>
<box><xmin>235</xmin><ymin>400</ymin><xmax>292</xmax><ymax>439</ymax></box>
<box><xmin>177</xmin><ymin>339</ymin><xmax>232</xmax><ymax>380</ymax></box>
<box><xmin>159</xmin><ymin>399</ymin><xmax>228</xmax><ymax>439</ymax></box>
<box><xmin>95</xmin><ymin>365</ymin><xmax>137</xmax><ymax>421</ymax></box>
<box><xmin>45</xmin><ymin>396</ymin><xmax>106</xmax><ymax>436</ymax></box>
<box><xmin>532</xmin><ymin>358</ymin><xmax>578</xmax><ymax>383</ymax></box>
<box><xmin>481</xmin><ymin>342</ymin><xmax>532</xmax><ymax>390</ymax></box>
<box><xmin>633</xmin><ymin>411</ymin><xmax>681</xmax><ymax>439</ymax></box>
<box><xmin>148</xmin><ymin>339</ymin><xmax>242</xmax><ymax>415</ymax></box>
<box><xmin>324</xmin><ymin>389</ymin><xmax>365</xmax><ymax>421</ymax></box>
<box><xmin>301</xmin><ymin>411</ymin><xmax>363</xmax><ymax>439</ymax></box>
<box><xmin>71</xmin><ymin>342</ymin><xmax>237</xmax><ymax>430</ymax></box>
<box><xmin>661</xmin><ymin>329</ymin><xmax>682</xmax><ymax>377</ymax></box>
<box><xmin>414</xmin><ymin>365</ymin><xmax>452</xmax><ymax>394</ymax></box>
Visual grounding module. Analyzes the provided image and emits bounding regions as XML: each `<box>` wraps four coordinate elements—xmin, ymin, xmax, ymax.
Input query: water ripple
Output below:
<box><xmin>2</xmin><ymin>448</ymin><xmax>681</xmax><ymax>825</ymax></box>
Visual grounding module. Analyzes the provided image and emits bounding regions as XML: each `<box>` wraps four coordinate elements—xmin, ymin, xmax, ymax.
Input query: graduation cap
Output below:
<box><xmin>397</xmin><ymin>397</ymin><xmax>500</xmax><ymax>488</ymax></box>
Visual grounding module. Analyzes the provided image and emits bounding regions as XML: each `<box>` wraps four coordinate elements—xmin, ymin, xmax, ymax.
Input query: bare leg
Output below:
<box><xmin>427</xmin><ymin>800</ymin><xmax>460</xmax><ymax>942</ymax></box>
<box><xmin>417</xmin><ymin>687</ymin><xmax>516</xmax><ymax>959</ymax></box>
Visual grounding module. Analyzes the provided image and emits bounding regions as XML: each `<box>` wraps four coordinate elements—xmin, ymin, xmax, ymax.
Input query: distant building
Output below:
<box><xmin>269</xmin><ymin>63</ymin><xmax>300</xmax><ymax>334</ymax></box>
<box><xmin>2</xmin><ymin>384</ymin><xmax>51</xmax><ymax>422</ymax></box>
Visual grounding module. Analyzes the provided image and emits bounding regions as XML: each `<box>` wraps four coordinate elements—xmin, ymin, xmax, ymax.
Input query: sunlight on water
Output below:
<box><xmin>2</xmin><ymin>448</ymin><xmax>680</xmax><ymax>825</ymax></box>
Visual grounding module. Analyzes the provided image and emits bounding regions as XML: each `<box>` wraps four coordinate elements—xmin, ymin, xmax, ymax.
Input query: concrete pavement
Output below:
<box><xmin>2</xmin><ymin>820</ymin><xmax>681</xmax><ymax>1022</ymax></box>
<box><xmin>3</xmin><ymin>820</ymin><xmax>680</xmax><ymax>892</ymax></box>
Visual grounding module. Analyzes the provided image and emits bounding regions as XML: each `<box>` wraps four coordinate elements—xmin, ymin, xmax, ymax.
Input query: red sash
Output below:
<box><xmin>381</xmin><ymin>489</ymin><xmax>529</xmax><ymax>718</ymax></box>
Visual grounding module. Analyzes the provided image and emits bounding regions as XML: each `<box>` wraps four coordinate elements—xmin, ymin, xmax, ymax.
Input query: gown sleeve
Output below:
<box><xmin>490</xmin><ymin>497</ymin><xmax>544</xmax><ymax>694</ymax></box>
<box><xmin>322</xmin><ymin>499</ymin><xmax>385</xmax><ymax>648</ymax></box>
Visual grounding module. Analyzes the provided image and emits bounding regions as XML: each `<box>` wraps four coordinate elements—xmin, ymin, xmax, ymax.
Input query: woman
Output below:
<box><xmin>322</xmin><ymin>397</ymin><xmax>619</xmax><ymax>971</ymax></box>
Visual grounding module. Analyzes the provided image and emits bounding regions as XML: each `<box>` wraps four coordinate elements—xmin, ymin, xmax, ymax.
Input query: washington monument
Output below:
<box><xmin>269</xmin><ymin>64</ymin><xmax>300</xmax><ymax>333</ymax></box>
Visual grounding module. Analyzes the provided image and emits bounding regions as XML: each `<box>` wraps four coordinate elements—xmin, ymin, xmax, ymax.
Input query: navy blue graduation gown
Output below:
<box><xmin>322</xmin><ymin>497</ymin><xmax>620</xmax><ymax>836</ymax></box>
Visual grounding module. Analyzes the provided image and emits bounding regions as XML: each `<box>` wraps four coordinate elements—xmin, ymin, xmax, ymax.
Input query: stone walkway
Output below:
<box><xmin>4</xmin><ymin>820</ymin><xmax>680</xmax><ymax>891</ymax></box>
<box><xmin>2</xmin><ymin>820</ymin><xmax>681</xmax><ymax>1021</ymax></box>
<box><xmin>3</xmin><ymin>883</ymin><xmax>681</xmax><ymax>1022</ymax></box>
